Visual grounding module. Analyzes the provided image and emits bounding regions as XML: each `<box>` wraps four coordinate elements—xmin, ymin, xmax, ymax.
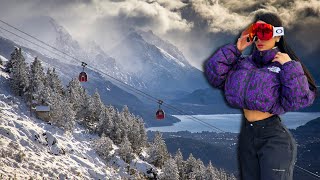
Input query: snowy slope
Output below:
<box><xmin>0</xmin><ymin>66</ymin><xmax>156</xmax><ymax>179</ymax></box>
<box><xmin>156</xmin><ymin>46</ymin><xmax>186</xmax><ymax>67</ymax></box>
<box><xmin>137</xmin><ymin>29</ymin><xmax>190</xmax><ymax>67</ymax></box>
<box><xmin>0</xmin><ymin>55</ymin><xmax>8</xmax><ymax>62</ymax></box>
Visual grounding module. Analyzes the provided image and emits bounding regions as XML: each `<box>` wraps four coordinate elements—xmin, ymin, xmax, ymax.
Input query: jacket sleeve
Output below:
<box><xmin>279</xmin><ymin>60</ymin><xmax>316</xmax><ymax>111</ymax></box>
<box><xmin>205</xmin><ymin>44</ymin><xmax>242</xmax><ymax>89</ymax></box>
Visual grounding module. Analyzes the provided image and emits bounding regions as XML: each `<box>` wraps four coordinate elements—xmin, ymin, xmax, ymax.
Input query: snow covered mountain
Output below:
<box><xmin>2</xmin><ymin>16</ymin><xmax>211</xmax><ymax>97</ymax></box>
<box><xmin>0</xmin><ymin>66</ymin><xmax>157</xmax><ymax>179</ymax></box>
<box><xmin>47</xmin><ymin>17</ymin><xmax>211</xmax><ymax>96</ymax></box>
<box><xmin>0</xmin><ymin>16</ymin><xmax>143</xmax><ymax>92</ymax></box>
<box><xmin>109</xmin><ymin>28</ymin><xmax>209</xmax><ymax>95</ymax></box>
<box><xmin>48</xmin><ymin>17</ymin><xmax>209</xmax><ymax>96</ymax></box>
<box><xmin>48</xmin><ymin>17</ymin><xmax>146</xmax><ymax>90</ymax></box>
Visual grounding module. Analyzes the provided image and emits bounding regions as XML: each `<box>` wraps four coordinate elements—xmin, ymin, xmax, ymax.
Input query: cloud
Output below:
<box><xmin>188</xmin><ymin>0</ymin><xmax>320</xmax><ymax>33</ymax></box>
<box><xmin>154</xmin><ymin>0</ymin><xmax>187</xmax><ymax>10</ymax></box>
<box><xmin>190</xmin><ymin>0</ymin><xmax>252</xmax><ymax>34</ymax></box>
<box><xmin>0</xmin><ymin>0</ymin><xmax>319</xmax><ymax>71</ymax></box>
<box><xmin>93</xmin><ymin>0</ymin><xmax>193</xmax><ymax>34</ymax></box>
<box><xmin>0</xmin><ymin>0</ymin><xmax>193</xmax><ymax>38</ymax></box>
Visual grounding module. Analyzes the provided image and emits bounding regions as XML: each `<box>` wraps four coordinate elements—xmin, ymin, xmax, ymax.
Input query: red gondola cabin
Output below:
<box><xmin>156</xmin><ymin>109</ymin><xmax>165</xmax><ymax>120</ymax></box>
<box><xmin>79</xmin><ymin>72</ymin><xmax>88</xmax><ymax>82</ymax></box>
<box><xmin>79</xmin><ymin>62</ymin><xmax>88</xmax><ymax>82</ymax></box>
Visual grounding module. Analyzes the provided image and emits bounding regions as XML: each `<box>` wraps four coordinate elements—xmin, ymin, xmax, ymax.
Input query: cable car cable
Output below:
<box><xmin>0</xmin><ymin>19</ymin><xmax>164</xmax><ymax>103</ymax></box>
<box><xmin>0</xmin><ymin>20</ymin><xmax>226</xmax><ymax>133</ymax></box>
<box><xmin>0</xmin><ymin>26</ymin><xmax>69</xmax><ymax>62</ymax></box>
<box><xmin>0</xmin><ymin>24</ymin><xmax>159</xmax><ymax>105</ymax></box>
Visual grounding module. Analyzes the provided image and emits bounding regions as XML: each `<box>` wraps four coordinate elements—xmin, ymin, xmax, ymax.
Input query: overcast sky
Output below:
<box><xmin>0</xmin><ymin>0</ymin><xmax>319</xmax><ymax>70</ymax></box>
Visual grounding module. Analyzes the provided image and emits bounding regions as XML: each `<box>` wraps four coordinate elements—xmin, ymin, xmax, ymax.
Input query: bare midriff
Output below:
<box><xmin>243</xmin><ymin>109</ymin><xmax>274</xmax><ymax>122</ymax></box>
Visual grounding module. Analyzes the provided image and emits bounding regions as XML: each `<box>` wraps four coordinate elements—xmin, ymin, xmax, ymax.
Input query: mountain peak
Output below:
<box><xmin>108</xmin><ymin>28</ymin><xmax>209</xmax><ymax>93</ymax></box>
<box><xmin>127</xmin><ymin>30</ymin><xmax>144</xmax><ymax>42</ymax></box>
<box><xmin>48</xmin><ymin>18</ymin><xmax>81</xmax><ymax>51</ymax></box>
<box><xmin>135</xmin><ymin>29</ymin><xmax>190</xmax><ymax>65</ymax></box>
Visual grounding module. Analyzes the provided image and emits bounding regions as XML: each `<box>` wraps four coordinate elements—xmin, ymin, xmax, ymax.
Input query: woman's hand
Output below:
<box><xmin>237</xmin><ymin>34</ymin><xmax>253</xmax><ymax>53</ymax></box>
<box><xmin>272</xmin><ymin>52</ymin><xmax>292</xmax><ymax>65</ymax></box>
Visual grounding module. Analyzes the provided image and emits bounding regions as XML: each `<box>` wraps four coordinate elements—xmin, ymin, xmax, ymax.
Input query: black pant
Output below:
<box><xmin>237</xmin><ymin>114</ymin><xmax>297</xmax><ymax>180</ymax></box>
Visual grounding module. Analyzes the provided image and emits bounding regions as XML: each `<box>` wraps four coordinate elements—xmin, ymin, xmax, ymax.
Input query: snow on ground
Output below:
<box><xmin>0</xmin><ymin>65</ymin><xmax>156</xmax><ymax>179</ymax></box>
<box><xmin>0</xmin><ymin>55</ymin><xmax>8</xmax><ymax>62</ymax></box>
<box><xmin>156</xmin><ymin>46</ymin><xmax>186</xmax><ymax>67</ymax></box>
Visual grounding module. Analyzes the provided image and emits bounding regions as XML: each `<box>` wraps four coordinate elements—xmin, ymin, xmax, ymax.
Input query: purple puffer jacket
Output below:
<box><xmin>205</xmin><ymin>44</ymin><xmax>316</xmax><ymax>115</ymax></box>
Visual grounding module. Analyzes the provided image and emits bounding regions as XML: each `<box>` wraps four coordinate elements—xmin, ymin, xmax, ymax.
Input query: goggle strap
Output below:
<box><xmin>273</xmin><ymin>27</ymin><xmax>284</xmax><ymax>37</ymax></box>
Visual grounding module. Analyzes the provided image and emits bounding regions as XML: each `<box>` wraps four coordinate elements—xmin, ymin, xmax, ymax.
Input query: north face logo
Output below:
<box><xmin>268</xmin><ymin>66</ymin><xmax>281</xmax><ymax>73</ymax></box>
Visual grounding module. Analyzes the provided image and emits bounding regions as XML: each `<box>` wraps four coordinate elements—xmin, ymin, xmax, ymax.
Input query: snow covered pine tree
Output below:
<box><xmin>8</xmin><ymin>48</ymin><xmax>29</xmax><ymax>96</ymax></box>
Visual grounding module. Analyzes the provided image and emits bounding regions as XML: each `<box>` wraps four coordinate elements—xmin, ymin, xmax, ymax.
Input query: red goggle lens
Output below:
<box><xmin>254</xmin><ymin>23</ymin><xmax>273</xmax><ymax>40</ymax></box>
<box><xmin>244</xmin><ymin>23</ymin><xmax>274</xmax><ymax>41</ymax></box>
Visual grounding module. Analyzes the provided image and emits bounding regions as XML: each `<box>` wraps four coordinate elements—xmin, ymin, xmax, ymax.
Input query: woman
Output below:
<box><xmin>205</xmin><ymin>12</ymin><xmax>317</xmax><ymax>180</ymax></box>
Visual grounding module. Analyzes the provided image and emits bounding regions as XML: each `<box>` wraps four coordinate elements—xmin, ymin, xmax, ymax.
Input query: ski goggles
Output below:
<box><xmin>244</xmin><ymin>23</ymin><xmax>284</xmax><ymax>41</ymax></box>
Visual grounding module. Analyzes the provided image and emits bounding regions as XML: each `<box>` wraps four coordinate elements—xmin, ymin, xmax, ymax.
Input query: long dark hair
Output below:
<box><xmin>253</xmin><ymin>12</ymin><xmax>317</xmax><ymax>93</ymax></box>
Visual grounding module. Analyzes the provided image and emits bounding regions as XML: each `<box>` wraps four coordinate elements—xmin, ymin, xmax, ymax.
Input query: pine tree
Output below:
<box><xmin>66</xmin><ymin>78</ymin><xmax>84</xmax><ymax>113</ymax></box>
<box><xmin>185</xmin><ymin>153</ymin><xmax>198</xmax><ymax>179</ymax></box>
<box><xmin>77</xmin><ymin>89</ymin><xmax>93</xmax><ymax>127</ymax></box>
<box><xmin>133</xmin><ymin>118</ymin><xmax>147</xmax><ymax>154</ymax></box>
<box><xmin>92</xmin><ymin>90</ymin><xmax>104</xmax><ymax>116</ymax></box>
<box><xmin>66</xmin><ymin>79</ymin><xmax>91</xmax><ymax>126</ymax></box>
<box><xmin>59</xmin><ymin>99</ymin><xmax>76</xmax><ymax>131</ymax></box>
<box><xmin>118</xmin><ymin>107</ymin><xmax>129</xmax><ymax>141</ymax></box>
<box><xmin>127</xmin><ymin>118</ymin><xmax>140</xmax><ymax>153</ymax></box>
<box><xmin>48</xmin><ymin>92</ymin><xmax>75</xmax><ymax>131</ymax></box>
<box><xmin>205</xmin><ymin>161</ymin><xmax>219</xmax><ymax>180</ymax></box>
<box><xmin>111</xmin><ymin>111</ymin><xmax>124</xmax><ymax>145</ymax></box>
<box><xmin>228</xmin><ymin>174</ymin><xmax>237</xmax><ymax>180</ymax></box>
<box><xmin>121</xmin><ymin>105</ymin><xmax>131</xmax><ymax>120</ymax></box>
<box><xmin>47</xmin><ymin>68</ymin><xmax>64</xmax><ymax>95</ymax></box>
<box><xmin>40</xmin><ymin>85</ymin><xmax>52</xmax><ymax>106</ymax></box>
<box><xmin>96</xmin><ymin>107</ymin><xmax>114</xmax><ymax>137</ymax></box>
<box><xmin>28</xmin><ymin>57</ymin><xmax>46</xmax><ymax>105</ymax></box>
<box><xmin>160</xmin><ymin>156</ymin><xmax>179</xmax><ymax>180</ymax></box>
<box><xmin>79</xmin><ymin>91</ymin><xmax>105</xmax><ymax>132</ymax></box>
<box><xmin>125</xmin><ymin>109</ymin><xmax>147</xmax><ymax>154</ymax></box>
<box><xmin>137</xmin><ymin>118</ymin><xmax>147</xmax><ymax>149</ymax></box>
<box><xmin>174</xmin><ymin>148</ymin><xmax>185</xmax><ymax>180</ymax></box>
<box><xmin>94</xmin><ymin>134</ymin><xmax>113</xmax><ymax>161</ymax></box>
<box><xmin>5</xmin><ymin>52</ymin><xmax>13</xmax><ymax>73</ymax></box>
<box><xmin>148</xmin><ymin>131</ymin><xmax>169</xmax><ymax>168</ymax></box>
<box><xmin>118</xmin><ymin>136</ymin><xmax>134</xmax><ymax>163</ymax></box>
<box><xmin>194</xmin><ymin>158</ymin><xmax>206</xmax><ymax>180</ymax></box>
<box><xmin>217</xmin><ymin>168</ymin><xmax>228</xmax><ymax>180</ymax></box>
<box><xmin>90</xmin><ymin>90</ymin><xmax>105</xmax><ymax>131</ymax></box>
<box><xmin>9</xmin><ymin>48</ymin><xmax>29</xmax><ymax>96</ymax></box>
<box><xmin>100</xmin><ymin>105</ymin><xmax>117</xmax><ymax>138</ymax></box>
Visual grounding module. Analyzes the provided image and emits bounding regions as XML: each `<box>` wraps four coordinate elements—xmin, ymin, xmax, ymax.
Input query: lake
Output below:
<box><xmin>147</xmin><ymin>112</ymin><xmax>320</xmax><ymax>133</ymax></box>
